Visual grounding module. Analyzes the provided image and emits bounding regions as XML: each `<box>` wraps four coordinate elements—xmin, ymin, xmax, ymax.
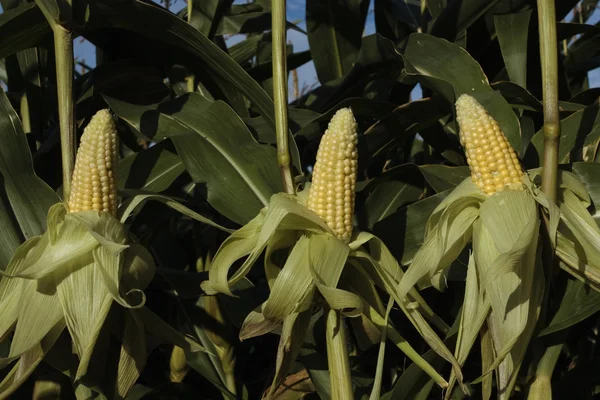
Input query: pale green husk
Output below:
<box><xmin>400</xmin><ymin>166</ymin><xmax>600</xmax><ymax>400</ymax></box>
<box><xmin>0</xmin><ymin>203</ymin><xmax>201</xmax><ymax>399</ymax></box>
<box><xmin>202</xmin><ymin>190</ymin><xmax>454</xmax><ymax>393</ymax></box>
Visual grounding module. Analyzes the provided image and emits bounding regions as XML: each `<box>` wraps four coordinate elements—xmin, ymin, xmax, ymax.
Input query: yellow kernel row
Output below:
<box><xmin>68</xmin><ymin>109</ymin><xmax>118</xmax><ymax>215</ymax></box>
<box><xmin>307</xmin><ymin>108</ymin><xmax>358</xmax><ymax>240</ymax></box>
<box><xmin>455</xmin><ymin>94</ymin><xmax>523</xmax><ymax>196</ymax></box>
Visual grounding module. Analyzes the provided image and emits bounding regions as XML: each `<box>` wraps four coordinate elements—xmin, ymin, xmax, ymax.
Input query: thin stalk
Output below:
<box><xmin>527</xmin><ymin>342</ymin><xmax>563</xmax><ymax>400</ymax></box>
<box><xmin>326</xmin><ymin>308</ymin><xmax>353</xmax><ymax>400</ymax></box>
<box><xmin>537</xmin><ymin>0</ymin><xmax>560</xmax><ymax>203</ymax></box>
<box><xmin>19</xmin><ymin>93</ymin><xmax>31</xmax><ymax>135</ymax></box>
<box><xmin>534</xmin><ymin>4</ymin><xmax>562</xmax><ymax>399</ymax></box>
<box><xmin>271</xmin><ymin>0</ymin><xmax>295</xmax><ymax>194</ymax></box>
<box><xmin>366</xmin><ymin>304</ymin><xmax>448</xmax><ymax>389</ymax></box>
<box><xmin>54</xmin><ymin>26</ymin><xmax>76</xmax><ymax>200</ymax></box>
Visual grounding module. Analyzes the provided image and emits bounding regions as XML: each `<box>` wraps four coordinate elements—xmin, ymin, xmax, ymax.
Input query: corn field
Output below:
<box><xmin>1</xmin><ymin>0</ymin><xmax>600</xmax><ymax>399</ymax></box>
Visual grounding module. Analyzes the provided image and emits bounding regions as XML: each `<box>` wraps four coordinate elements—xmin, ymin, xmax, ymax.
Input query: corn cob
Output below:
<box><xmin>68</xmin><ymin>109</ymin><xmax>118</xmax><ymax>215</ymax></box>
<box><xmin>455</xmin><ymin>94</ymin><xmax>523</xmax><ymax>196</ymax></box>
<box><xmin>307</xmin><ymin>108</ymin><xmax>358</xmax><ymax>240</ymax></box>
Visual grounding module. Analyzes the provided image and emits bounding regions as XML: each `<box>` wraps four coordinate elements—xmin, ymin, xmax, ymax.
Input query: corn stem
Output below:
<box><xmin>271</xmin><ymin>0</ymin><xmax>295</xmax><ymax>195</ymax></box>
<box><xmin>537</xmin><ymin>0</ymin><xmax>560</xmax><ymax>203</ymax></box>
<box><xmin>54</xmin><ymin>26</ymin><xmax>76</xmax><ymax>200</ymax></box>
<box><xmin>527</xmin><ymin>341</ymin><xmax>563</xmax><ymax>400</ymax></box>
<box><xmin>326</xmin><ymin>308</ymin><xmax>353</xmax><ymax>400</ymax></box>
<box><xmin>534</xmin><ymin>3</ymin><xmax>561</xmax><ymax>398</ymax></box>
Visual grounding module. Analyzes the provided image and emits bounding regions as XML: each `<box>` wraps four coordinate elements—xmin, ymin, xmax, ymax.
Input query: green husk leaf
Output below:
<box><xmin>57</xmin><ymin>246</ymin><xmax>118</xmax><ymax>379</ymax></box>
<box><xmin>268</xmin><ymin>309</ymin><xmax>313</xmax><ymax>398</ymax></box>
<box><xmin>475</xmin><ymin>189</ymin><xmax>541</xmax><ymax>398</ymax></box>
<box><xmin>262</xmin><ymin>235</ymin><xmax>314</xmax><ymax>321</ymax></box>
<box><xmin>116</xmin><ymin>312</ymin><xmax>147</xmax><ymax>398</ymax></box>
<box><xmin>448</xmin><ymin>252</ymin><xmax>490</xmax><ymax>395</ymax></box>
<box><xmin>202</xmin><ymin>212</ymin><xmax>265</xmax><ymax>296</ymax></box>
<box><xmin>397</xmin><ymin>196</ymin><xmax>480</xmax><ymax>299</ymax></box>
<box><xmin>8</xmin><ymin>279</ymin><xmax>63</xmax><ymax>358</ymax></box>
<box><xmin>203</xmin><ymin>193</ymin><xmax>329</xmax><ymax>295</ymax></box>
<box><xmin>556</xmin><ymin>188</ymin><xmax>600</xmax><ymax>287</ymax></box>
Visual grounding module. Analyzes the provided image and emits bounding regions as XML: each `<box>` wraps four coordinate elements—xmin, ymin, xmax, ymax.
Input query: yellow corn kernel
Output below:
<box><xmin>307</xmin><ymin>107</ymin><xmax>358</xmax><ymax>240</ymax></box>
<box><xmin>68</xmin><ymin>109</ymin><xmax>118</xmax><ymax>215</ymax></box>
<box><xmin>455</xmin><ymin>94</ymin><xmax>523</xmax><ymax>196</ymax></box>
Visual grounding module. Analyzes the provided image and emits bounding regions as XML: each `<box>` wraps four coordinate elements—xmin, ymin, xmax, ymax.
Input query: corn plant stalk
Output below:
<box><xmin>54</xmin><ymin>26</ymin><xmax>76</xmax><ymax>199</ymax></box>
<box><xmin>531</xmin><ymin>1</ymin><xmax>562</xmax><ymax>397</ymax></box>
<box><xmin>36</xmin><ymin>0</ymin><xmax>76</xmax><ymax>200</ymax></box>
<box><xmin>537</xmin><ymin>0</ymin><xmax>560</xmax><ymax>203</ymax></box>
<box><xmin>271</xmin><ymin>0</ymin><xmax>295</xmax><ymax>195</ymax></box>
<box><xmin>326</xmin><ymin>308</ymin><xmax>353</xmax><ymax>400</ymax></box>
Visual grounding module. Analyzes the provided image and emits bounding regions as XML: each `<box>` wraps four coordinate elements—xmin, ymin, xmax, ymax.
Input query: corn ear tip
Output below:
<box><xmin>454</xmin><ymin>93</ymin><xmax>524</xmax><ymax>196</ymax></box>
<box><xmin>307</xmin><ymin>106</ymin><xmax>358</xmax><ymax>240</ymax></box>
<box><xmin>67</xmin><ymin>108</ymin><xmax>118</xmax><ymax>215</ymax></box>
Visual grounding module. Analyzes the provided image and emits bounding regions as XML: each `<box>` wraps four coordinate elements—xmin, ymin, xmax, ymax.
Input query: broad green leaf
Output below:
<box><xmin>429</xmin><ymin>0</ymin><xmax>499</xmax><ymax>41</ymax></box>
<box><xmin>403</xmin><ymin>33</ymin><xmax>522</xmax><ymax>153</ymax></box>
<box><xmin>364</xmin><ymin>179</ymin><xmax>423</xmax><ymax>229</ymax></box>
<box><xmin>0</xmin><ymin>88</ymin><xmax>59</xmax><ymax>238</ymax></box>
<box><xmin>306</xmin><ymin>0</ymin><xmax>370</xmax><ymax>83</ymax></box>
<box><xmin>419</xmin><ymin>165</ymin><xmax>470</xmax><ymax>192</ymax></box>
<box><xmin>540</xmin><ymin>277</ymin><xmax>600</xmax><ymax>336</ymax></box>
<box><xmin>229</xmin><ymin>34</ymin><xmax>264</xmax><ymax>65</ymax></box>
<box><xmin>82</xmin><ymin>0</ymin><xmax>278</xmax><ymax>129</ymax></box>
<box><xmin>0</xmin><ymin>2</ymin><xmax>51</xmax><ymax>60</ymax></box>
<box><xmin>117</xmin><ymin>140</ymin><xmax>185</xmax><ymax>192</ymax></box>
<box><xmin>373</xmin><ymin>189</ymin><xmax>451</xmax><ymax>265</ymax></box>
<box><xmin>493</xmin><ymin>10</ymin><xmax>532</xmax><ymax>88</ymax></box>
<box><xmin>374</xmin><ymin>0</ymin><xmax>417</xmax><ymax>45</ymax></box>
<box><xmin>302</xmin><ymin>34</ymin><xmax>404</xmax><ymax>111</ymax></box>
<box><xmin>491</xmin><ymin>81</ymin><xmax>542</xmax><ymax>112</ymax></box>
<box><xmin>528</xmin><ymin>104</ymin><xmax>600</xmax><ymax>165</ymax></box>
<box><xmin>297</xmin><ymin>97</ymin><xmax>396</xmax><ymax>141</ymax></box>
<box><xmin>186</xmin><ymin>0</ymin><xmax>227</xmax><ymax>37</ymax></box>
<box><xmin>109</xmin><ymin>94</ymin><xmax>283</xmax><ymax>225</ymax></box>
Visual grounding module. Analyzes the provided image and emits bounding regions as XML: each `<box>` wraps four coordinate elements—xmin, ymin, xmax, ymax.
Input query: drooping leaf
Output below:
<box><xmin>0</xmin><ymin>2</ymin><xmax>51</xmax><ymax>60</ymax></box>
<box><xmin>540</xmin><ymin>277</ymin><xmax>600</xmax><ymax>336</ymax></box>
<box><xmin>108</xmin><ymin>94</ymin><xmax>283</xmax><ymax>225</ymax></box>
<box><xmin>419</xmin><ymin>165</ymin><xmax>470</xmax><ymax>192</ymax></box>
<box><xmin>493</xmin><ymin>10</ymin><xmax>532</xmax><ymax>88</ymax></box>
<box><xmin>0</xmin><ymin>88</ymin><xmax>59</xmax><ymax>238</ymax></box>
<box><xmin>81</xmin><ymin>0</ymin><xmax>278</xmax><ymax>129</ymax></box>
<box><xmin>306</xmin><ymin>0</ymin><xmax>370</xmax><ymax>84</ymax></box>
